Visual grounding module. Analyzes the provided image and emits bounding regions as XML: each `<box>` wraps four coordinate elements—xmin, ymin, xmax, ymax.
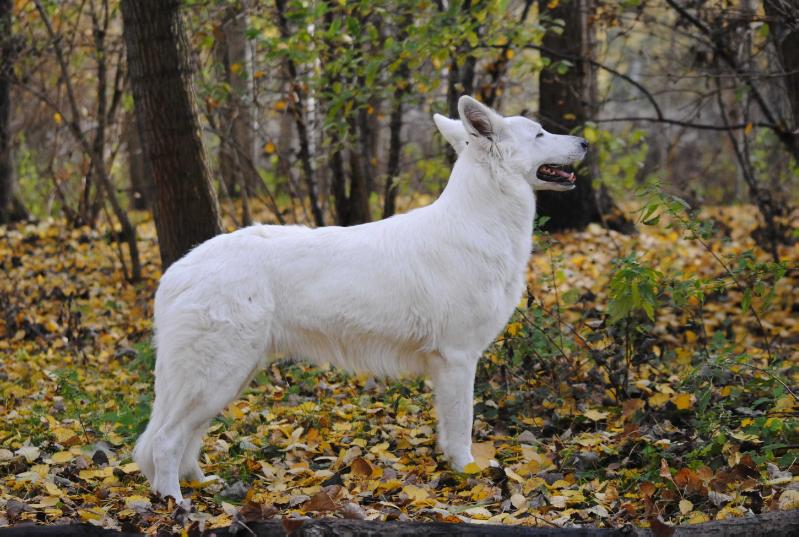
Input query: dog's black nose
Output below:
<box><xmin>580</xmin><ymin>139</ymin><xmax>589</xmax><ymax>150</ymax></box>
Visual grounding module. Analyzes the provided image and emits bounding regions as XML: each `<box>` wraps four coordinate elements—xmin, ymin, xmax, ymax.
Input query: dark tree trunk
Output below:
<box><xmin>381</xmin><ymin>6</ymin><xmax>411</xmax><ymax>220</ymax></box>
<box><xmin>764</xmin><ymin>0</ymin><xmax>799</xmax><ymax>134</ymax></box>
<box><xmin>536</xmin><ymin>0</ymin><xmax>603</xmax><ymax>232</ymax></box>
<box><xmin>346</xmin><ymin>116</ymin><xmax>371</xmax><ymax>226</ymax></box>
<box><xmin>330</xmin><ymin>143</ymin><xmax>349</xmax><ymax>226</ymax></box>
<box><xmin>121</xmin><ymin>0</ymin><xmax>222</xmax><ymax>270</ymax></box>
<box><xmin>0</xmin><ymin>0</ymin><xmax>27</xmax><ymax>224</ymax></box>
<box><xmin>383</xmin><ymin>55</ymin><xmax>409</xmax><ymax>218</ymax></box>
<box><xmin>125</xmin><ymin>111</ymin><xmax>151</xmax><ymax>211</ymax></box>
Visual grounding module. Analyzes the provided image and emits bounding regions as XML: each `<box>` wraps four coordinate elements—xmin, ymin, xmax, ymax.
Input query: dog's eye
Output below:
<box><xmin>536</xmin><ymin>132</ymin><xmax>544</xmax><ymax>138</ymax></box>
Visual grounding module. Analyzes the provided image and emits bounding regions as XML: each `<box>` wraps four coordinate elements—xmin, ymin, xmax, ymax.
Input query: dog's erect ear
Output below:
<box><xmin>457</xmin><ymin>95</ymin><xmax>504</xmax><ymax>142</ymax></box>
<box><xmin>433</xmin><ymin>114</ymin><xmax>468</xmax><ymax>154</ymax></box>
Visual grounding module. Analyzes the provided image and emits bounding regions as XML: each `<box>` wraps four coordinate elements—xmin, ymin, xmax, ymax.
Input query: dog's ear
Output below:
<box><xmin>457</xmin><ymin>96</ymin><xmax>504</xmax><ymax>143</ymax></box>
<box><xmin>433</xmin><ymin>114</ymin><xmax>468</xmax><ymax>154</ymax></box>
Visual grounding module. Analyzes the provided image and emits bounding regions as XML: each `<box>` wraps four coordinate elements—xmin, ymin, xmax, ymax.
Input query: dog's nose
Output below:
<box><xmin>580</xmin><ymin>139</ymin><xmax>589</xmax><ymax>150</ymax></box>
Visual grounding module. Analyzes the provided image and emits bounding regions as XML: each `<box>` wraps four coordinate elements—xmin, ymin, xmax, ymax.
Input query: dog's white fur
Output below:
<box><xmin>134</xmin><ymin>96</ymin><xmax>587</xmax><ymax>503</ymax></box>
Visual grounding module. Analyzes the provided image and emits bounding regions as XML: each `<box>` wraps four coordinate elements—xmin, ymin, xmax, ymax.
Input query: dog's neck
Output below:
<box><xmin>436</xmin><ymin>152</ymin><xmax>536</xmax><ymax>235</ymax></box>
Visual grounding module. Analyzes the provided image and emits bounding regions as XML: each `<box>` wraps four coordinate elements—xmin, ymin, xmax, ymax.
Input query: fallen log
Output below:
<box><xmin>0</xmin><ymin>509</ymin><xmax>797</xmax><ymax>537</ymax></box>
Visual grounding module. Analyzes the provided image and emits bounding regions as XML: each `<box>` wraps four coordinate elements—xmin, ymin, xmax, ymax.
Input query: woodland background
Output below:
<box><xmin>0</xmin><ymin>0</ymin><xmax>797</xmax><ymax>534</ymax></box>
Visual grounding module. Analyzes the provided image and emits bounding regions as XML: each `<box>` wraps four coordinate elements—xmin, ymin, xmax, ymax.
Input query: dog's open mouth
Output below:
<box><xmin>536</xmin><ymin>164</ymin><xmax>576</xmax><ymax>185</ymax></box>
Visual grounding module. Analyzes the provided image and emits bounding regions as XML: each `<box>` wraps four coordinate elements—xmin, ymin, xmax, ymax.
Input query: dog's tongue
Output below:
<box><xmin>541</xmin><ymin>166</ymin><xmax>576</xmax><ymax>182</ymax></box>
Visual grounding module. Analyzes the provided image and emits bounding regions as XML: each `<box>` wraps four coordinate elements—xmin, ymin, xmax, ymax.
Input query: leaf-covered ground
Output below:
<box><xmin>1</xmin><ymin>204</ymin><xmax>797</xmax><ymax>534</ymax></box>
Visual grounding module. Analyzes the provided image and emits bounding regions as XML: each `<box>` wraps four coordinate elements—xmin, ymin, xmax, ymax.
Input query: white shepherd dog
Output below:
<box><xmin>134</xmin><ymin>96</ymin><xmax>588</xmax><ymax>503</ymax></box>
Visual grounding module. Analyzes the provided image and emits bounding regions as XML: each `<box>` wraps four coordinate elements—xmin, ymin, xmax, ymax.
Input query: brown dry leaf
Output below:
<box><xmin>350</xmin><ymin>457</ymin><xmax>374</xmax><ymax>478</ymax></box>
<box><xmin>640</xmin><ymin>482</ymin><xmax>656</xmax><ymax>499</ymax></box>
<box><xmin>648</xmin><ymin>516</ymin><xmax>675</xmax><ymax>537</ymax></box>
<box><xmin>339</xmin><ymin>502</ymin><xmax>367</xmax><ymax>520</ymax></box>
<box><xmin>302</xmin><ymin>491</ymin><xmax>338</xmax><ymax>513</ymax></box>
<box><xmin>239</xmin><ymin>501</ymin><xmax>278</xmax><ymax>522</ymax></box>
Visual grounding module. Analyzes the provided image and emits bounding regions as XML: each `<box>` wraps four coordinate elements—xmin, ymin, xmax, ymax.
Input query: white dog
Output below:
<box><xmin>134</xmin><ymin>96</ymin><xmax>587</xmax><ymax>503</ymax></box>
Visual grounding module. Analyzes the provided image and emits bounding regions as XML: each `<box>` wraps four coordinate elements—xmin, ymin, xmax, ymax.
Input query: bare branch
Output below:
<box><xmin>521</xmin><ymin>43</ymin><xmax>665</xmax><ymax>121</ymax></box>
<box><xmin>591</xmin><ymin>116</ymin><xmax>777</xmax><ymax>131</ymax></box>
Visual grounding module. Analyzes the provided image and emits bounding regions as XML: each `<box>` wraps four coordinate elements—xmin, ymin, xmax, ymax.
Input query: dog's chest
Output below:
<box><xmin>444</xmin><ymin>231</ymin><xmax>530</xmax><ymax>347</ymax></box>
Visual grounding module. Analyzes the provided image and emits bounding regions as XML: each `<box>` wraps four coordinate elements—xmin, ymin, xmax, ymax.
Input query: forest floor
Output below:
<box><xmin>0</xmin><ymin>202</ymin><xmax>797</xmax><ymax>534</ymax></box>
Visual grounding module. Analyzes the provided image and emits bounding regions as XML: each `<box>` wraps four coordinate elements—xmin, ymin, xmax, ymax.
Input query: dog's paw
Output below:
<box><xmin>447</xmin><ymin>451</ymin><xmax>475</xmax><ymax>472</ymax></box>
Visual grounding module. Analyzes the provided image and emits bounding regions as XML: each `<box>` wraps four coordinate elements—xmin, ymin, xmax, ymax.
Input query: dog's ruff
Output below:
<box><xmin>134</xmin><ymin>96</ymin><xmax>587</xmax><ymax>503</ymax></box>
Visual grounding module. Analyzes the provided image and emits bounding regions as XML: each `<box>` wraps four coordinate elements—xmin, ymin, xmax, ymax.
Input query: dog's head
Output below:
<box><xmin>433</xmin><ymin>96</ymin><xmax>588</xmax><ymax>191</ymax></box>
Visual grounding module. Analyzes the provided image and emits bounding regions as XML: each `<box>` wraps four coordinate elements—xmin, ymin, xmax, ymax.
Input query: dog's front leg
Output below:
<box><xmin>429</xmin><ymin>352</ymin><xmax>477</xmax><ymax>471</ymax></box>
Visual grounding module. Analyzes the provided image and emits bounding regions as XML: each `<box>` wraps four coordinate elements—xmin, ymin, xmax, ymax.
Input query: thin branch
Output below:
<box><xmin>33</xmin><ymin>0</ymin><xmax>90</xmax><ymax>156</ymax></box>
<box><xmin>520</xmin><ymin>43</ymin><xmax>664</xmax><ymax>121</ymax></box>
<box><xmin>591</xmin><ymin>116</ymin><xmax>776</xmax><ymax>131</ymax></box>
<box><xmin>665</xmin><ymin>0</ymin><xmax>798</xmax><ymax>162</ymax></box>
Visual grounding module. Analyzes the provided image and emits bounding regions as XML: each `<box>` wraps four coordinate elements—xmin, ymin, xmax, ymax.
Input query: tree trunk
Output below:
<box><xmin>383</xmin><ymin>72</ymin><xmax>408</xmax><ymax>218</ymax></box>
<box><xmin>121</xmin><ymin>0</ymin><xmax>222</xmax><ymax>270</ymax></box>
<box><xmin>216</xmin><ymin>3</ymin><xmax>257</xmax><ymax>198</ymax></box>
<box><xmin>764</xmin><ymin>0</ymin><xmax>799</xmax><ymax>134</ymax></box>
<box><xmin>0</xmin><ymin>0</ymin><xmax>28</xmax><ymax>224</ymax></box>
<box><xmin>125</xmin><ymin>111</ymin><xmax>151</xmax><ymax>210</ymax></box>
<box><xmin>536</xmin><ymin>0</ymin><xmax>603</xmax><ymax>232</ymax></box>
<box><xmin>346</xmin><ymin>134</ymin><xmax>371</xmax><ymax>225</ymax></box>
<box><xmin>275</xmin><ymin>0</ymin><xmax>325</xmax><ymax>227</ymax></box>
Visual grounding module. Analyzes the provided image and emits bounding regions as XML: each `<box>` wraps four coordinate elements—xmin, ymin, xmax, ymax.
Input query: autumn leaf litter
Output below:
<box><xmin>0</xmin><ymin>206</ymin><xmax>797</xmax><ymax>533</ymax></box>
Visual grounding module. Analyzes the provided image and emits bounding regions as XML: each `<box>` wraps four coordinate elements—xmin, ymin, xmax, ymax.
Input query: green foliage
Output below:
<box><xmin>607</xmin><ymin>254</ymin><xmax>661</xmax><ymax>323</ymax></box>
<box><xmin>585</xmin><ymin>124</ymin><xmax>650</xmax><ymax>194</ymax></box>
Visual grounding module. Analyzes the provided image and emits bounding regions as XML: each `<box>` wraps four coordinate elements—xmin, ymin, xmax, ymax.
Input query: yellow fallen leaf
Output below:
<box><xmin>119</xmin><ymin>462</ymin><xmax>139</xmax><ymax>474</ymax></box>
<box><xmin>672</xmin><ymin>393</ymin><xmax>694</xmax><ymax>410</ymax></box>
<box><xmin>504</xmin><ymin>467</ymin><xmax>525</xmax><ymax>483</ymax></box>
<box><xmin>50</xmin><ymin>451</ymin><xmax>73</xmax><ymax>464</ymax></box>
<box><xmin>31</xmin><ymin>496</ymin><xmax>61</xmax><ymax>508</ymax></box>
<box><xmin>506</xmin><ymin>322</ymin><xmax>523</xmax><ymax>336</ymax></box>
<box><xmin>402</xmin><ymin>484</ymin><xmax>429</xmax><ymax>502</ymax></box>
<box><xmin>648</xmin><ymin>392</ymin><xmax>670</xmax><ymax>408</ymax></box>
<box><xmin>583</xmin><ymin>409</ymin><xmax>608</xmax><ymax>421</ymax></box>
<box><xmin>45</xmin><ymin>482</ymin><xmax>64</xmax><ymax>497</ymax></box>
<box><xmin>675</xmin><ymin>348</ymin><xmax>692</xmax><ymax>365</ymax></box>
<box><xmin>773</xmin><ymin>394</ymin><xmax>796</xmax><ymax>413</ymax></box>
<box><xmin>779</xmin><ymin>489</ymin><xmax>799</xmax><ymax>511</ymax></box>
<box><xmin>462</xmin><ymin>462</ymin><xmax>481</xmax><ymax>474</ymax></box>
<box><xmin>679</xmin><ymin>499</ymin><xmax>693</xmax><ymax>515</ymax></box>
<box><xmin>226</xmin><ymin>402</ymin><xmax>245</xmax><ymax>419</ymax></box>
<box><xmin>52</xmin><ymin>427</ymin><xmax>78</xmax><ymax>444</ymax></box>
<box><xmin>124</xmin><ymin>495</ymin><xmax>152</xmax><ymax>509</ymax></box>
<box><xmin>464</xmin><ymin>506</ymin><xmax>492</xmax><ymax>519</ymax></box>
<box><xmin>78</xmin><ymin>508</ymin><xmax>104</xmax><ymax>521</ymax></box>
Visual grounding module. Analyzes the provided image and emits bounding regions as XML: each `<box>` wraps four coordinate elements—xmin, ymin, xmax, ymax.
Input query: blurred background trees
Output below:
<box><xmin>2</xmin><ymin>0</ymin><xmax>797</xmax><ymax>272</ymax></box>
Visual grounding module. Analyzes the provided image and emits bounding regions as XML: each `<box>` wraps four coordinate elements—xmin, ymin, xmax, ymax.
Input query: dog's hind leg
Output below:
<box><xmin>429</xmin><ymin>350</ymin><xmax>478</xmax><ymax>471</ymax></box>
<box><xmin>150</xmin><ymin>343</ymin><xmax>264</xmax><ymax>504</ymax></box>
<box><xmin>178</xmin><ymin>422</ymin><xmax>209</xmax><ymax>483</ymax></box>
<box><xmin>177</xmin><ymin>362</ymin><xmax>261</xmax><ymax>484</ymax></box>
